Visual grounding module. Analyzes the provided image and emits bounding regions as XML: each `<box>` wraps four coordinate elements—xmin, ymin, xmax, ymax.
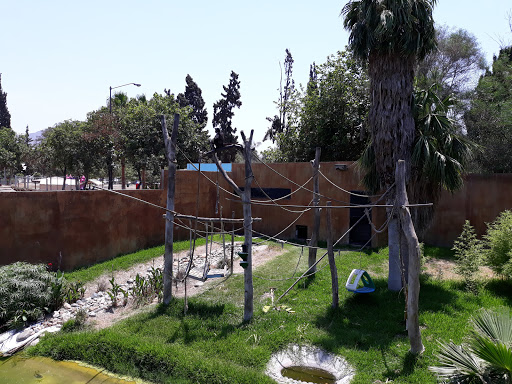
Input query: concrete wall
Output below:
<box><xmin>3</xmin><ymin>163</ymin><xmax>512</xmax><ymax>271</ymax></box>
<box><xmin>424</xmin><ymin>174</ymin><xmax>512</xmax><ymax>247</ymax></box>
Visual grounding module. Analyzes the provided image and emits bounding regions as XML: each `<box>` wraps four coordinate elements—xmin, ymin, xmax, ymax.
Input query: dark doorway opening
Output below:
<box><xmin>349</xmin><ymin>192</ymin><xmax>372</xmax><ymax>246</ymax></box>
<box><xmin>296</xmin><ymin>225</ymin><xmax>308</xmax><ymax>240</ymax></box>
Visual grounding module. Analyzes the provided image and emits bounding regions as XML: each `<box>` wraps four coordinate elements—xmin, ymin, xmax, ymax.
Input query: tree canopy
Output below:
<box><xmin>0</xmin><ymin>74</ymin><xmax>11</xmax><ymax>130</ymax></box>
<box><xmin>466</xmin><ymin>46</ymin><xmax>512</xmax><ymax>173</ymax></box>
<box><xmin>212</xmin><ymin>71</ymin><xmax>242</xmax><ymax>163</ymax></box>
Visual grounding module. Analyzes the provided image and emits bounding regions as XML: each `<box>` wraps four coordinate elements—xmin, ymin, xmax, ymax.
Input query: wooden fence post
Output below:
<box><xmin>326</xmin><ymin>201</ymin><xmax>339</xmax><ymax>308</ymax></box>
<box><xmin>396</xmin><ymin>160</ymin><xmax>424</xmax><ymax>354</ymax></box>
<box><xmin>308</xmin><ymin>147</ymin><xmax>321</xmax><ymax>273</ymax></box>
<box><xmin>160</xmin><ymin>113</ymin><xmax>179</xmax><ymax>305</ymax></box>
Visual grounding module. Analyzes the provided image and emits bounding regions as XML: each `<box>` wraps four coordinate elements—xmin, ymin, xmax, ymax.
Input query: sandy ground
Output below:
<box><xmin>83</xmin><ymin>242</ymin><xmax>286</xmax><ymax>330</ymax></box>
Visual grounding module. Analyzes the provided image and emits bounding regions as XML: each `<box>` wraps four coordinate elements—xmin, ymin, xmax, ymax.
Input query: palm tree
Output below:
<box><xmin>408</xmin><ymin>84</ymin><xmax>477</xmax><ymax>237</ymax></box>
<box><xmin>360</xmin><ymin>84</ymin><xmax>478</xmax><ymax>263</ymax></box>
<box><xmin>342</xmin><ymin>0</ymin><xmax>437</xmax><ymax>291</ymax></box>
<box><xmin>430</xmin><ymin>309</ymin><xmax>512</xmax><ymax>383</ymax></box>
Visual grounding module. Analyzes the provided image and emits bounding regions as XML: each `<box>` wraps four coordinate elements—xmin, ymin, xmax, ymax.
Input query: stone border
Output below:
<box><xmin>266</xmin><ymin>344</ymin><xmax>354</xmax><ymax>384</ymax></box>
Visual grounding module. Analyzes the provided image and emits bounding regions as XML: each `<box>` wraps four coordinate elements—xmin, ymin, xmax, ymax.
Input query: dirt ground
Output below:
<box><xmin>423</xmin><ymin>258</ymin><xmax>494</xmax><ymax>280</ymax></box>
<box><xmin>84</xmin><ymin>242</ymin><xmax>286</xmax><ymax>330</ymax></box>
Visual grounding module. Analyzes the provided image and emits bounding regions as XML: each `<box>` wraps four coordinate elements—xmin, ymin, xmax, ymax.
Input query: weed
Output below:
<box><xmin>107</xmin><ymin>276</ymin><xmax>126</xmax><ymax>307</ymax></box>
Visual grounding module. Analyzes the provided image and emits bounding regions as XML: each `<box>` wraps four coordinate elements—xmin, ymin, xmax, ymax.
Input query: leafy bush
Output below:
<box><xmin>453</xmin><ymin>220</ymin><xmax>482</xmax><ymax>292</ymax></box>
<box><xmin>0</xmin><ymin>262</ymin><xmax>61</xmax><ymax>330</ymax></box>
<box><xmin>484</xmin><ymin>210</ymin><xmax>512</xmax><ymax>278</ymax></box>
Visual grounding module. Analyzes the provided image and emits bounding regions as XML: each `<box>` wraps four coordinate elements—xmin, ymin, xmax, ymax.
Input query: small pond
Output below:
<box><xmin>0</xmin><ymin>354</ymin><xmax>138</xmax><ymax>384</ymax></box>
<box><xmin>281</xmin><ymin>365</ymin><xmax>336</xmax><ymax>384</ymax></box>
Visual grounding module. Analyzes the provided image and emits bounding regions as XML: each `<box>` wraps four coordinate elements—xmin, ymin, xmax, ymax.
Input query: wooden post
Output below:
<box><xmin>160</xmin><ymin>113</ymin><xmax>179</xmax><ymax>305</ymax></box>
<box><xmin>396</xmin><ymin>160</ymin><xmax>424</xmax><ymax>354</ymax></box>
<box><xmin>308</xmin><ymin>147</ymin><xmax>321</xmax><ymax>273</ymax></box>
<box><xmin>221</xmin><ymin>206</ymin><xmax>226</xmax><ymax>267</ymax></box>
<box><xmin>231</xmin><ymin>210</ymin><xmax>235</xmax><ymax>275</ymax></box>
<box><xmin>205</xmin><ymin>222</ymin><xmax>209</xmax><ymax>261</ymax></box>
<box><xmin>211</xmin><ymin>130</ymin><xmax>255</xmax><ymax>322</ymax></box>
<box><xmin>326</xmin><ymin>201</ymin><xmax>339</xmax><ymax>309</ymax></box>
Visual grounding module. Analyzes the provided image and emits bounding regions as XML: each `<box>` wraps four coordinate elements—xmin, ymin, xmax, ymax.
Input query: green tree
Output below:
<box><xmin>452</xmin><ymin>220</ymin><xmax>483</xmax><ymax>292</ymax></box>
<box><xmin>299</xmin><ymin>51</ymin><xmax>370</xmax><ymax>161</ymax></box>
<box><xmin>0</xmin><ymin>127</ymin><xmax>22</xmax><ymax>178</ymax></box>
<box><xmin>40</xmin><ymin>120</ymin><xmax>83</xmax><ymax>190</ymax></box>
<box><xmin>177</xmin><ymin>74</ymin><xmax>209</xmax><ymax>129</ymax></box>
<box><xmin>466</xmin><ymin>47</ymin><xmax>512</xmax><ymax>173</ymax></box>
<box><xmin>122</xmin><ymin>92</ymin><xmax>208</xmax><ymax>180</ymax></box>
<box><xmin>265</xmin><ymin>50</ymin><xmax>370</xmax><ymax>163</ymax></box>
<box><xmin>417</xmin><ymin>26</ymin><xmax>486</xmax><ymax>99</ymax></box>
<box><xmin>0</xmin><ymin>73</ymin><xmax>11</xmax><ymax>130</ymax></box>
<box><xmin>360</xmin><ymin>84</ymin><xmax>476</xmax><ymax>235</ymax></box>
<box><xmin>484</xmin><ymin>210</ymin><xmax>512</xmax><ymax>278</ymax></box>
<box><xmin>212</xmin><ymin>71</ymin><xmax>242</xmax><ymax>163</ymax></box>
<box><xmin>343</xmin><ymin>0</ymin><xmax>438</xmax><ymax>295</ymax></box>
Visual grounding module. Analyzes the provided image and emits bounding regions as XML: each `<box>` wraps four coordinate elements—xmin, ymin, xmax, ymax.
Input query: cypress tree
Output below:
<box><xmin>0</xmin><ymin>74</ymin><xmax>11</xmax><ymax>129</ymax></box>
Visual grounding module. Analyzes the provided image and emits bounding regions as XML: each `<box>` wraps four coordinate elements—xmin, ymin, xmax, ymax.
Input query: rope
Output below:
<box><xmin>318</xmin><ymin>169</ymin><xmax>384</xmax><ymax>198</ymax></box>
<box><xmin>251</xmin><ymin>173</ymin><xmax>312</xmax><ymax>213</ymax></box>
<box><xmin>179</xmin><ymin>146</ymin><xmax>314</xmax><ymax>204</ymax></box>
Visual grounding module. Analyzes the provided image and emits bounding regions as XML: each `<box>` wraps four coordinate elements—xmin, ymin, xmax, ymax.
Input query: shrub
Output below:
<box><xmin>0</xmin><ymin>262</ymin><xmax>61</xmax><ymax>330</ymax></box>
<box><xmin>61</xmin><ymin>308</ymin><xmax>88</xmax><ymax>332</ymax></box>
<box><xmin>452</xmin><ymin>220</ymin><xmax>482</xmax><ymax>292</ymax></box>
<box><xmin>484</xmin><ymin>210</ymin><xmax>512</xmax><ymax>278</ymax></box>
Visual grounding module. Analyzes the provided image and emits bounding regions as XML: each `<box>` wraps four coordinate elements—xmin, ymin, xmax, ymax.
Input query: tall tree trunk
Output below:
<box><xmin>308</xmin><ymin>147</ymin><xmax>321</xmax><ymax>273</ymax></box>
<box><xmin>160</xmin><ymin>113</ymin><xmax>180</xmax><ymax>305</ymax></box>
<box><xmin>61</xmin><ymin>167</ymin><xmax>67</xmax><ymax>190</ymax></box>
<box><xmin>369</xmin><ymin>53</ymin><xmax>416</xmax><ymax>290</ymax></box>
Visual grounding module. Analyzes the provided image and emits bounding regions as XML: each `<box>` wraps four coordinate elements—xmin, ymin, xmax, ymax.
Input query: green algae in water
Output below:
<box><xmin>0</xmin><ymin>355</ymin><xmax>138</xmax><ymax>384</ymax></box>
<box><xmin>281</xmin><ymin>365</ymin><xmax>336</xmax><ymax>384</ymax></box>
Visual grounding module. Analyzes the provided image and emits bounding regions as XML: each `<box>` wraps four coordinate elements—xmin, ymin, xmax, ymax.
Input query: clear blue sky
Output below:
<box><xmin>3</xmin><ymin>1</ymin><xmax>511</xmax><ymax>150</ymax></box>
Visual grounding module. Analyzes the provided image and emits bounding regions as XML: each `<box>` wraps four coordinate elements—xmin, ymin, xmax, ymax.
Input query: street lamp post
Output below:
<box><xmin>109</xmin><ymin>82</ymin><xmax>141</xmax><ymax>189</ymax></box>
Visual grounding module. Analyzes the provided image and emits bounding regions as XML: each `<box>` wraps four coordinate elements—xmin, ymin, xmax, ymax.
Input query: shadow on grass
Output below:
<box><xmin>381</xmin><ymin>350</ymin><xmax>422</xmax><ymax>380</ymax></box>
<box><xmin>484</xmin><ymin>278</ymin><xmax>512</xmax><ymax>306</ymax></box>
<box><xmin>313</xmin><ymin>277</ymin><xmax>459</xmax><ymax>352</ymax></box>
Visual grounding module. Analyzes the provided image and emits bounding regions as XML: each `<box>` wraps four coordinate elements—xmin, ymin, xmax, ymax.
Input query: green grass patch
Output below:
<box><xmin>29</xmin><ymin>244</ymin><xmax>512</xmax><ymax>383</ymax></box>
<box><xmin>65</xmin><ymin>236</ymin><xmax>243</xmax><ymax>283</ymax></box>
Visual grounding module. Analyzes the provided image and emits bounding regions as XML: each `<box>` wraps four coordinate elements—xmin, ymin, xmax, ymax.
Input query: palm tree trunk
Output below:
<box><xmin>369</xmin><ymin>53</ymin><xmax>416</xmax><ymax>290</ymax></box>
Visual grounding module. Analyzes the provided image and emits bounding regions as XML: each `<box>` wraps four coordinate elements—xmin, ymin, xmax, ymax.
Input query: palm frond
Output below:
<box><xmin>430</xmin><ymin>340</ymin><xmax>486</xmax><ymax>382</ymax></box>
<box><xmin>472</xmin><ymin>309</ymin><xmax>512</xmax><ymax>346</ymax></box>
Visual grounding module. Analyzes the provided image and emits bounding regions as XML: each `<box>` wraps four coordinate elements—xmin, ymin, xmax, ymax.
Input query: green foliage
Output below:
<box><xmin>417</xmin><ymin>26</ymin><xmax>486</xmax><ymax>99</ymax></box>
<box><xmin>177</xmin><ymin>74</ymin><xmax>209</xmax><ymax>129</ymax></box>
<box><xmin>29</xmin><ymin>244</ymin><xmax>512</xmax><ymax>383</ymax></box>
<box><xmin>466</xmin><ymin>47</ymin><xmax>512</xmax><ymax>173</ymax></box>
<box><xmin>342</xmin><ymin>0</ymin><xmax>437</xmax><ymax>62</ymax></box>
<box><xmin>0</xmin><ymin>127</ymin><xmax>24</xmax><ymax>177</ymax></box>
<box><xmin>0</xmin><ymin>73</ymin><xmax>11</xmax><ymax>129</ymax></box>
<box><xmin>61</xmin><ymin>308</ymin><xmax>88</xmax><ymax>333</ymax></box>
<box><xmin>212</xmin><ymin>71</ymin><xmax>242</xmax><ymax>163</ymax></box>
<box><xmin>268</xmin><ymin>49</ymin><xmax>370</xmax><ymax>162</ymax></box>
<box><xmin>131</xmin><ymin>267</ymin><xmax>163</xmax><ymax>307</ymax></box>
<box><xmin>452</xmin><ymin>220</ymin><xmax>482</xmax><ymax>292</ymax></box>
<box><xmin>484</xmin><ymin>210</ymin><xmax>512</xmax><ymax>278</ymax></box>
<box><xmin>0</xmin><ymin>262</ymin><xmax>61</xmax><ymax>330</ymax></box>
<box><xmin>431</xmin><ymin>308</ymin><xmax>512</xmax><ymax>383</ymax></box>
<box><xmin>107</xmin><ymin>276</ymin><xmax>127</xmax><ymax>308</ymax></box>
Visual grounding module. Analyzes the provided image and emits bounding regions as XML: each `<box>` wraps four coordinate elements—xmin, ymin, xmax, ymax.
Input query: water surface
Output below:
<box><xmin>0</xmin><ymin>354</ymin><xmax>138</xmax><ymax>384</ymax></box>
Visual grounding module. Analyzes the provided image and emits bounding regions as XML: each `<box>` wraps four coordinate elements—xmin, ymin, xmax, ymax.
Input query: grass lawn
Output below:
<box><xmin>29</xmin><ymin>242</ymin><xmax>512</xmax><ymax>383</ymax></box>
